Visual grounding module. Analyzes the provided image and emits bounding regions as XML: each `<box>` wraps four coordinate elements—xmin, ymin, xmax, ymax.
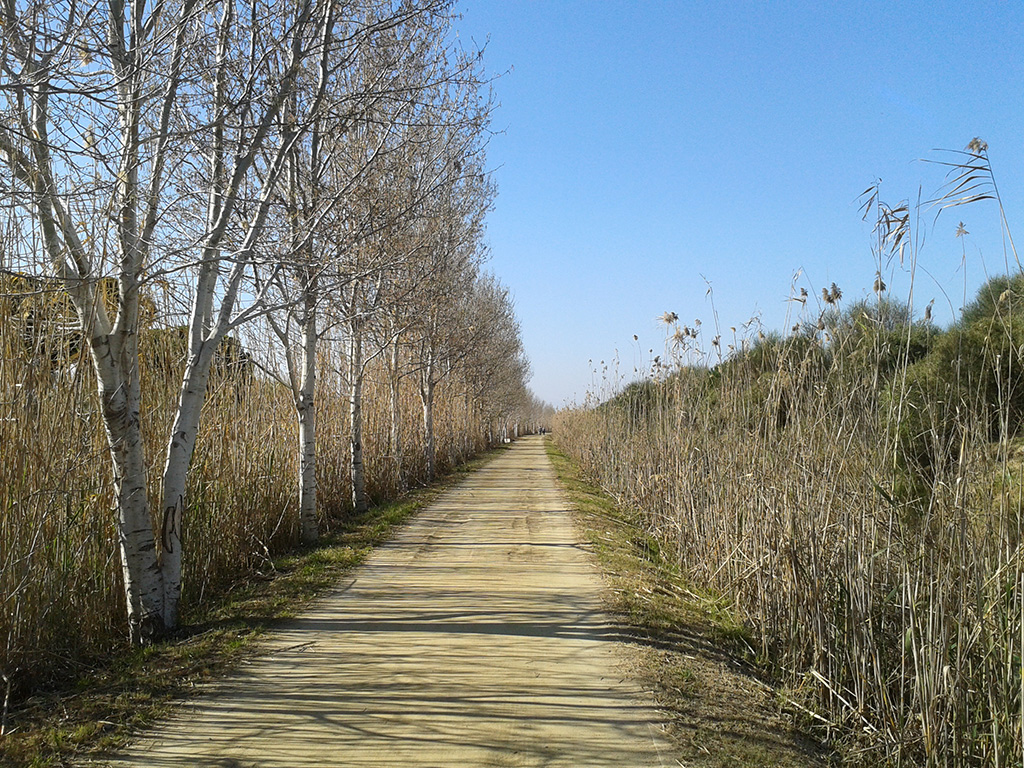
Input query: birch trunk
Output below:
<box><xmin>103</xmin><ymin>14</ymin><xmax>167</xmax><ymax>642</ymax></box>
<box><xmin>421</xmin><ymin>369</ymin><xmax>436</xmax><ymax>482</ymax></box>
<box><xmin>94</xmin><ymin>336</ymin><xmax>165</xmax><ymax>643</ymax></box>
<box><xmin>158</xmin><ymin>341</ymin><xmax>216</xmax><ymax>627</ymax></box>
<box><xmin>388</xmin><ymin>339</ymin><xmax>405</xmax><ymax>491</ymax></box>
<box><xmin>154</xmin><ymin>0</ymin><xmax>231</xmax><ymax>629</ymax></box>
<box><xmin>297</xmin><ymin>299</ymin><xmax>319</xmax><ymax>544</ymax></box>
<box><xmin>349</xmin><ymin>325</ymin><xmax>368</xmax><ymax>513</ymax></box>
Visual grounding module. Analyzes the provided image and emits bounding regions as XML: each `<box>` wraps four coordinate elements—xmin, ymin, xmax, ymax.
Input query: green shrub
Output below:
<box><xmin>890</xmin><ymin>273</ymin><xmax>1024</xmax><ymax>480</ymax></box>
<box><xmin>826</xmin><ymin>297</ymin><xmax>939</xmax><ymax>381</ymax></box>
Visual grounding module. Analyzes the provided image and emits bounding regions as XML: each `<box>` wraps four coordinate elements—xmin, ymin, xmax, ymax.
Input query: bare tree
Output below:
<box><xmin>408</xmin><ymin>154</ymin><xmax>493</xmax><ymax>478</ymax></box>
<box><xmin>261</xmin><ymin>6</ymin><xmax>439</xmax><ymax>539</ymax></box>
<box><xmin>262</xmin><ymin>5</ymin><xmax>468</xmax><ymax>524</ymax></box>
<box><xmin>0</xmin><ymin>0</ymin><xmax>213</xmax><ymax>642</ymax></box>
<box><xmin>322</xmin><ymin>39</ymin><xmax>493</xmax><ymax>509</ymax></box>
<box><xmin>0</xmin><ymin>0</ymin><xmax>455</xmax><ymax>641</ymax></box>
<box><xmin>112</xmin><ymin>0</ymin><xmax>380</xmax><ymax>633</ymax></box>
<box><xmin>461</xmin><ymin>274</ymin><xmax>532</xmax><ymax>442</ymax></box>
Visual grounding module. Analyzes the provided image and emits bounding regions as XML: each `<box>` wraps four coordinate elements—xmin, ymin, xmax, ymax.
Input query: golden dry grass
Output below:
<box><xmin>554</xmin><ymin>302</ymin><xmax>1023</xmax><ymax>767</ymax></box>
<box><xmin>0</xmin><ymin>314</ymin><xmax>497</xmax><ymax>718</ymax></box>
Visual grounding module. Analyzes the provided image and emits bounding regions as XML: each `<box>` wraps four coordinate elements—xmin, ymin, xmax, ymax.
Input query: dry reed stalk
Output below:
<box><xmin>0</xmin><ymin>312</ymin><xmax>516</xmax><ymax>704</ymax></box>
<box><xmin>556</xmin><ymin>290</ymin><xmax>1024</xmax><ymax>767</ymax></box>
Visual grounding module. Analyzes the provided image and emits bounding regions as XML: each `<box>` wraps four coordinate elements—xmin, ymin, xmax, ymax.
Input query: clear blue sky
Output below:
<box><xmin>454</xmin><ymin>1</ymin><xmax>1024</xmax><ymax>406</ymax></box>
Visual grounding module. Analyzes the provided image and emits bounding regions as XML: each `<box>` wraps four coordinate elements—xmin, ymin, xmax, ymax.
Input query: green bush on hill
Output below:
<box><xmin>825</xmin><ymin>297</ymin><xmax>939</xmax><ymax>380</ymax></box>
<box><xmin>893</xmin><ymin>273</ymin><xmax>1024</xmax><ymax>482</ymax></box>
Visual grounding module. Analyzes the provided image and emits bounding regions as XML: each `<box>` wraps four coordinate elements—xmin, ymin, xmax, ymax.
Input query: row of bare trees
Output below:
<box><xmin>0</xmin><ymin>0</ymin><xmax>535</xmax><ymax>647</ymax></box>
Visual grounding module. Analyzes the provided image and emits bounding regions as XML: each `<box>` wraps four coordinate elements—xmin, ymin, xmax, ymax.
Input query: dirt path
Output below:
<box><xmin>99</xmin><ymin>436</ymin><xmax>671</xmax><ymax>767</ymax></box>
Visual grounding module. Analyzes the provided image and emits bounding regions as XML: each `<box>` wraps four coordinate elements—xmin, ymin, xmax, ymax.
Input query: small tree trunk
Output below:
<box><xmin>421</xmin><ymin>370</ymin><xmax>436</xmax><ymax>482</ymax></box>
<box><xmin>388</xmin><ymin>340</ymin><xmax>405</xmax><ymax>491</ymax></box>
<box><xmin>297</xmin><ymin>302</ymin><xmax>318</xmax><ymax>544</ymax></box>
<box><xmin>94</xmin><ymin>337</ymin><xmax>165</xmax><ymax>644</ymax></box>
<box><xmin>465</xmin><ymin>392</ymin><xmax>474</xmax><ymax>458</ymax></box>
<box><xmin>158</xmin><ymin>341</ymin><xmax>215</xmax><ymax>629</ymax></box>
<box><xmin>349</xmin><ymin>326</ymin><xmax>367</xmax><ymax>513</ymax></box>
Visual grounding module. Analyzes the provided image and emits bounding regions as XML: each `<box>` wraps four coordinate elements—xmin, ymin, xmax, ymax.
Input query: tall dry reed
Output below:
<box><xmin>556</xmin><ymin>288</ymin><xmax>1023</xmax><ymax>767</ymax></box>
<box><xmin>0</xmin><ymin>305</ymin><xmax>503</xmax><ymax>708</ymax></box>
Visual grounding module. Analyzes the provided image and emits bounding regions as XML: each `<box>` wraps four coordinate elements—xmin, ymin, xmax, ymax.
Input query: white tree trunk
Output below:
<box><xmin>388</xmin><ymin>340</ymin><xmax>405</xmax><ymax>491</ymax></box>
<box><xmin>349</xmin><ymin>326</ymin><xmax>367</xmax><ymax>513</ymax></box>
<box><xmin>94</xmin><ymin>337</ymin><xmax>166</xmax><ymax>644</ymax></box>
<box><xmin>421</xmin><ymin>371</ymin><xmax>436</xmax><ymax>482</ymax></box>
<box><xmin>158</xmin><ymin>341</ymin><xmax>216</xmax><ymax>628</ymax></box>
<box><xmin>297</xmin><ymin>301</ymin><xmax>319</xmax><ymax>544</ymax></box>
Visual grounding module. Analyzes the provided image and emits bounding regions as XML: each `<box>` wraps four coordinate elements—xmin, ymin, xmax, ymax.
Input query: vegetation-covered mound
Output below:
<box><xmin>557</xmin><ymin>273</ymin><xmax>1024</xmax><ymax>767</ymax></box>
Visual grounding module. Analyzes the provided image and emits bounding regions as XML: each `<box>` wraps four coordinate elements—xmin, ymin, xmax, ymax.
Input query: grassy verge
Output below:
<box><xmin>544</xmin><ymin>437</ymin><xmax>833</xmax><ymax>768</ymax></box>
<box><xmin>0</xmin><ymin>449</ymin><xmax>501</xmax><ymax>768</ymax></box>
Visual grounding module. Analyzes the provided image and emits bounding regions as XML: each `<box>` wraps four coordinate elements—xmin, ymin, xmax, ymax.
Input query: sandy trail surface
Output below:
<box><xmin>100</xmin><ymin>436</ymin><xmax>670</xmax><ymax>767</ymax></box>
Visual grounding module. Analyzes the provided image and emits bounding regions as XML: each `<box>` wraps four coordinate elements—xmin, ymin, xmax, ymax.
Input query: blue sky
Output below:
<box><xmin>454</xmin><ymin>1</ymin><xmax>1024</xmax><ymax>406</ymax></box>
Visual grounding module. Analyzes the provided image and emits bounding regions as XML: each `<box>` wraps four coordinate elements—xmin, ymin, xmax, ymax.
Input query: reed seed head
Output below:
<box><xmin>823</xmin><ymin>283</ymin><xmax>842</xmax><ymax>305</ymax></box>
<box><xmin>967</xmin><ymin>136</ymin><xmax>988</xmax><ymax>155</ymax></box>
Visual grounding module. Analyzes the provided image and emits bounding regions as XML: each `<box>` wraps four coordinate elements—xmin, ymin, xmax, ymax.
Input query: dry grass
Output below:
<box><xmin>554</xmin><ymin>282</ymin><xmax>1024</xmax><ymax>766</ymax></box>
<box><xmin>0</xmin><ymin>444</ymin><xmax>499</xmax><ymax>768</ymax></box>
<box><xmin>545</xmin><ymin>438</ymin><xmax>832</xmax><ymax>768</ymax></box>
<box><xmin>0</xmin><ymin>310</ymin><xmax>498</xmax><ymax>724</ymax></box>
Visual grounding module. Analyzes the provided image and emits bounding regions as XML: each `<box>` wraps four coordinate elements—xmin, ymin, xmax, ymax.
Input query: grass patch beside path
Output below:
<box><xmin>544</xmin><ymin>437</ymin><xmax>833</xmax><ymax>768</ymax></box>
<box><xmin>0</xmin><ymin>449</ymin><xmax>502</xmax><ymax>768</ymax></box>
